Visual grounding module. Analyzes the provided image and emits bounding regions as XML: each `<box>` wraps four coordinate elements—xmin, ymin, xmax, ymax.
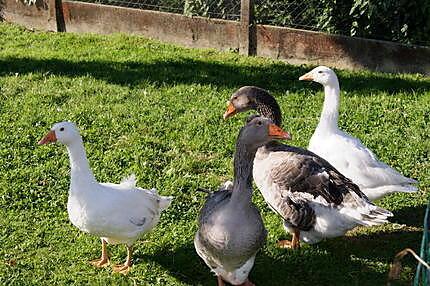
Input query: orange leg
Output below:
<box><xmin>277</xmin><ymin>229</ymin><xmax>301</xmax><ymax>249</ymax></box>
<box><xmin>217</xmin><ymin>276</ymin><xmax>225</xmax><ymax>286</ymax></box>
<box><xmin>89</xmin><ymin>239</ymin><xmax>109</xmax><ymax>267</ymax></box>
<box><xmin>240</xmin><ymin>279</ymin><xmax>255</xmax><ymax>286</ymax></box>
<box><xmin>113</xmin><ymin>245</ymin><xmax>133</xmax><ymax>275</ymax></box>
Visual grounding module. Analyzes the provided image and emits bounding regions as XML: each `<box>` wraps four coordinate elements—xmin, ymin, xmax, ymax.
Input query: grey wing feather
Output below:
<box><xmin>265</xmin><ymin>143</ymin><xmax>367</xmax><ymax>230</ymax></box>
<box><xmin>198</xmin><ymin>189</ymin><xmax>232</xmax><ymax>225</ymax></box>
<box><xmin>268</xmin><ymin>143</ymin><xmax>365</xmax><ymax>203</ymax></box>
<box><xmin>129</xmin><ymin>217</ymin><xmax>146</xmax><ymax>227</ymax></box>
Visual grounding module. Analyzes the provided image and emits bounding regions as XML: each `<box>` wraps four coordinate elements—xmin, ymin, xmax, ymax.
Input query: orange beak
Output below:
<box><xmin>268</xmin><ymin>124</ymin><xmax>292</xmax><ymax>140</ymax></box>
<box><xmin>299</xmin><ymin>72</ymin><xmax>314</xmax><ymax>81</ymax></box>
<box><xmin>223</xmin><ymin>101</ymin><xmax>237</xmax><ymax>120</ymax></box>
<box><xmin>38</xmin><ymin>130</ymin><xmax>57</xmax><ymax>145</ymax></box>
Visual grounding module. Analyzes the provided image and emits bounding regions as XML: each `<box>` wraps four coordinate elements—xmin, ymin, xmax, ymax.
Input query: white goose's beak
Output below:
<box><xmin>38</xmin><ymin>130</ymin><xmax>57</xmax><ymax>145</ymax></box>
<box><xmin>299</xmin><ymin>72</ymin><xmax>314</xmax><ymax>81</ymax></box>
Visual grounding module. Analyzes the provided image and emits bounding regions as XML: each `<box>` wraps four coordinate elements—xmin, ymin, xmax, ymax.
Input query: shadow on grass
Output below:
<box><xmin>1</xmin><ymin>57</ymin><xmax>429</xmax><ymax>96</ymax></box>
<box><xmin>320</xmin><ymin>229</ymin><xmax>421</xmax><ymax>261</ymax></box>
<box><xmin>391</xmin><ymin>204</ymin><xmax>428</xmax><ymax>228</ymax></box>
<box><xmin>136</xmin><ymin>228</ymin><xmax>419</xmax><ymax>286</ymax></box>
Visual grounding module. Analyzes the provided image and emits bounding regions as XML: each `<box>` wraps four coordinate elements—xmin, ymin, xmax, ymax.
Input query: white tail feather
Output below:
<box><xmin>120</xmin><ymin>174</ymin><xmax>137</xmax><ymax>189</ymax></box>
<box><xmin>363</xmin><ymin>184</ymin><xmax>418</xmax><ymax>201</ymax></box>
<box><xmin>158</xmin><ymin>196</ymin><xmax>173</xmax><ymax>211</ymax></box>
<box><xmin>221</xmin><ymin>180</ymin><xmax>233</xmax><ymax>191</ymax></box>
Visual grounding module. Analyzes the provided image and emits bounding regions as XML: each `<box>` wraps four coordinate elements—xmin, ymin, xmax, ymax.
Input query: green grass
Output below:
<box><xmin>0</xmin><ymin>22</ymin><xmax>429</xmax><ymax>285</ymax></box>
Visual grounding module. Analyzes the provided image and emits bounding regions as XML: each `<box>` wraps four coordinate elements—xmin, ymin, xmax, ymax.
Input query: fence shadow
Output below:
<box><xmin>320</xmin><ymin>228</ymin><xmax>421</xmax><ymax>262</ymax></box>
<box><xmin>135</xmin><ymin>243</ymin><xmax>360</xmax><ymax>286</ymax></box>
<box><xmin>136</xmin><ymin>198</ymin><xmax>424</xmax><ymax>285</ymax></box>
<box><xmin>1</xmin><ymin>56</ymin><xmax>429</xmax><ymax>96</ymax></box>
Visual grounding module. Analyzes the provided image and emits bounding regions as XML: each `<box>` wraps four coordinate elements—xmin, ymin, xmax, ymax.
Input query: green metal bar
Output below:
<box><xmin>414</xmin><ymin>200</ymin><xmax>430</xmax><ymax>285</ymax></box>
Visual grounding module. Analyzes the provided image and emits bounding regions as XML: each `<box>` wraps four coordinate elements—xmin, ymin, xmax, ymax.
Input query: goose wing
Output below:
<box><xmin>269</xmin><ymin>144</ymin><xmax>365</xmax><ymax>203</ymax></box>
<box><xmin>263</xmin><ymin>144</ymin><xmax>370</xmax><ymax>230</ymax></box>
<box><xmin>317</xmin><ymin>132</ymin><xmax>417</xmax><ymax>189</ymax></box>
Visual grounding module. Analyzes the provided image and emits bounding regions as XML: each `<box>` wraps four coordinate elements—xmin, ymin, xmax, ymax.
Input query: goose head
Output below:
<box><xmin>38</xmin><ymin>121</ymin><xmax>81</xmax><ymax>145</ymax></box>
<box><xmin>299</xmin><ymin>66</ymin><xmax>338</xmax><ymax>87</ymax></box>
<box><xmin>239</xmin><ymin>116</ymin><xmax>291</xmax><ymax>149</ymax></box>
<box><xmin>223</xmin><ymin>86</ymin><xmax>260</xmax><ymax>120</ymax></box>
<box><xmin>223</xmin><ymin>86</ymin><xmax>283</xmax><ymax>126</ymax></box>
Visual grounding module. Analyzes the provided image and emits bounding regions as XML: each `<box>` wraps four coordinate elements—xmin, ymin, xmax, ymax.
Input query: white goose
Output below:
<box><xmin>299</xmin><ymin>66</ymin><xmax>418</xmax><ymax>201</ymax></box>
<box><xmin>38</xmin><ymin>121</ymin><xmax>173</xmax><ymax>274</ymax></box>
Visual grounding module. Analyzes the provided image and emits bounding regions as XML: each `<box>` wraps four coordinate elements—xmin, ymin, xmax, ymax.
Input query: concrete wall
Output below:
<box><xmin>2</xmin><ymin>0</ymin><xmax>55</xmax><ymax>31</ymax></box>
<box><xmin>61</xmin><ymin>1</ymin><xmax>241</xmax><ymax>51</ymax></box>
<box><xmin>2</xmin><ymin>0</ymin><xmax>430</xmax><ymax>75</ymax></box>
<box><xmin>256</xmin><ymin>25</ymin><xmax>430</xmax><ymax>75</ymax></box>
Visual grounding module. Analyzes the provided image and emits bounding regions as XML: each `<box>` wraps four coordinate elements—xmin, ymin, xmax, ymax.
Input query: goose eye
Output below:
<box><xmin>60</xmin><ymin>127</ymin><xmax>65</xmax><ymax>131</ymax></box>
<box><xmin>318</xmin><ymin>70</ymin><xmax>323</xmax><ymax>74</ymax></box>
<box><xmin>256</xmin><ymin>121</ymin><xmax>262</xmax><ymax>126</ymax></box>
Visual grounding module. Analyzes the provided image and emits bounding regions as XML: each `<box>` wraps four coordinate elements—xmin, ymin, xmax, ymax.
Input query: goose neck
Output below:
<box><xmin>255</xmin><ymin>94</ymin><xmax>282</xmax><ymax>127</ymax></box>
<box><xmin>318</xmin><ymin>83</ymin><xmax>340</xmax><ymax>131</ymax></box>
<box><xmin>230</xmin><ymin>141</ymin><xmax>256</xmax><ymax>206</ymax></box>
<box><xmin>66</xmin><ymin>138</ymin><xmax>96</xmax><ymax>186</ymax></box>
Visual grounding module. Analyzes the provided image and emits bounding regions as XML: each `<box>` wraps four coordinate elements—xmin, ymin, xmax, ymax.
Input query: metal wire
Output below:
<box><xmin>183</xmin><ymin>0</ymin><xmax>240</xmax><ymax>20</ymax></box>
<box><xmin>254</xmin><ymin>0</ymin><xmax>326</xmax><ymax>31</ymax></box>
<box><xmin>80</xmin><ymin>0</ymin><xmax>185</xmax><ymax>14</ymax></box>
<box><xmin>79</xmin><ymin>0</ymin><xmax>241</xmax><ymax>20</ymax></box>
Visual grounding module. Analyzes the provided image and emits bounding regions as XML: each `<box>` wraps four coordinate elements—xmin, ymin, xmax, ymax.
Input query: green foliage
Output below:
<box><xmin>349</xmin><ymin>0</ymin><xmax>430</xmax><ymax>45</ymax></box>
<box><xmin>254</xmin><ymin>0</ymin><xmax>430</xmax><ymax>46</ymax></box>
<box><xmin>183</xmin><ymin>0</ymin><xmax>239</xmax><ymax>19</ymax></box>
<box><xmin>0</xmin><ymin>22</ymin><xmax>429</xmax><ymax>285</ymax></box>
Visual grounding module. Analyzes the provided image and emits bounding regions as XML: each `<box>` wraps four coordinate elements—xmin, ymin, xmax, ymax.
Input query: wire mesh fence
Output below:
<box><xmin>81</xmin><ymin>0</ymin><xmax>184</xmax><ymax>14</ymax></box>
<box><xmin>183</xmin><ymin>0</ymin><xmax>240</xmax><ymax>20</ymax></box>
<box><xmin>81</xmin><ymin>0</ymin><xmax>241</xmax><ymax>20</ymax></box>
<box><xmin>254</xmin><ymin>0</ymin><xmax>327</xmax><ymax>31</ymax></box>
<box><xmin>75</xmin><ymin>0</ymin><xmax>429</xmax><ymax>47</ymax></box>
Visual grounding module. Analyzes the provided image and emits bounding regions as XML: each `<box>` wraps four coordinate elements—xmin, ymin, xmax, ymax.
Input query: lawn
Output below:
<box><xmin>0</xmin><ymin>22</ymin><xmax>429</xmax><ymax>285</ymax></box>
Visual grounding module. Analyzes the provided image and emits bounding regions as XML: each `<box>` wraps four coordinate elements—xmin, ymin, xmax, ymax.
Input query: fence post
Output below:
<box><xmin>240</xmin><ymin>0</ymin><xmax>256</xmax><ymax>56</ymax></box>
<box><xmin>56</xmin><ymin>0</ymin><xmax>66</xmax><ymax>32</ymax></box>
<box><xmin>47</xmin><ymin>0</ymin><xmax>65</xmax><ymax>32</ymax></box>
